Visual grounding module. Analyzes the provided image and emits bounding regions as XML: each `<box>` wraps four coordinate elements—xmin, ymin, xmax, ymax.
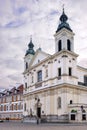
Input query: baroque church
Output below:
<box><xmin>23</xmin><ymin>8</ymin><xmax>87</xmax><ymax>122</ymax></box>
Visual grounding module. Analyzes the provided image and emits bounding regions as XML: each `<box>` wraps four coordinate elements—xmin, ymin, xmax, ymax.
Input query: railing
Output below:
<box><xmin>78</xmin><ymin>82</ymin><xmax>87</xmax><ymax>86</ymax></box>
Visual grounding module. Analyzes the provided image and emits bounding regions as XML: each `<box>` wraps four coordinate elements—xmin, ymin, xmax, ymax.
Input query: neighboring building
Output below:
<box><xmin>23</xmin><ymin>8</ymin><xmax>87</xmax><ymax>123</ymax></box>
<box><xmin>0</xmin><ymin>84</ymin><xmax>23</xmax><ymax>121</ymax></box>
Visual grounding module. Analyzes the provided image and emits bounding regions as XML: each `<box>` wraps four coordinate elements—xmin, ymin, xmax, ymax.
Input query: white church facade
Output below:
<box><xmin>23</xmin><ymin>8</ymin><xmax>87</xmax><ymax>122</ymax></box>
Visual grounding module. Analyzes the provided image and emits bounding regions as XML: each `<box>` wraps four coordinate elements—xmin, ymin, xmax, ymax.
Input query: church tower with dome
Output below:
<box><xmin>23</xmin><ymin>8</ymin><xmax>87</xmax><ymax>123</ymax></box>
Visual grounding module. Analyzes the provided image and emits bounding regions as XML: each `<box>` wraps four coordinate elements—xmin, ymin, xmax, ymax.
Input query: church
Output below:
<box><xmin>23</xmin><ymin>8</ymin><xmax>87</xmax><ymax>123</ymax></box>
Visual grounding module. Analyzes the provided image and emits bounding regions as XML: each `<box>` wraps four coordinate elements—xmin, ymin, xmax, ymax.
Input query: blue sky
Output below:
<box><xmin>0</xmin><ymin>0</ymin><xmax>87</xmax><ymax>89</ymax></box>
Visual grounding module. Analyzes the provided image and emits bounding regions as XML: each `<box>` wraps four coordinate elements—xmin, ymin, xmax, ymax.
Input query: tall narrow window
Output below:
<box><xmin>58</xmin><ymin>40</ymin><xmax>62</xmax><ymax>51</ymax></box>
<box><xmin>24</xmin><ymin>103</ymin><xmax>26</xmax><ymax>111</ymax></box>
<box><xmin>25</xmin><ymin>83</ymin><xmax>27</xmax><ymax>89</ymax></box>
<box><xmin>58</xmin><ymin>68</ymin><xmax>61</xmax><ymax>76</ymax></box>
<box><xmin>84</xmin><ymin>76</ymin><xmax>87</xmax><ymax>85</ymax></box>
<box><xmin>31</xmin><ymin>76</ymin><xmax>34</xmax><ymax>83</ymax></box>
<box><xmin>37</xmin><ymin>70</ymin><xmax>42</xmax><ymax>82</ymax></box>
<box><xmin>67</xmin><ymin>39</ymin><xmax>71</xmax><ymax>51</ymax></box>
<box><xmin>57</xmin><ymin>97</ymin><xmax>61</xmax><ymax>108</ymax></box>
<box><xmin>69</xmin><ymin>67</ymin><xmax>72</xmax><ymax>76</ymax></box>
<box><xmin>1</xmin><ymin>105</ymin><xmax>3</xmax><ymax>111</ymax></box>
<box><xmin>70</xmin><ymin>100</ymin><xmax>73</xmax><ymax>104</ymax></box>
<box><xmin>25</xmin><ymin>62</ymin><xmax>28</xmax><ymax>69</ymax></box>
<box><xmin>45</xmin><ymin>69</ymin><xmax>48</xmax><ymax>77</ymax></box>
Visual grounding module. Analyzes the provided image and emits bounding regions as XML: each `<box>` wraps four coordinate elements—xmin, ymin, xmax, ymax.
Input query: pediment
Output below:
<box><xmin>30</xmin><ymin>49</ymin><xmax>50</xmax><ymax>67</ymax></box>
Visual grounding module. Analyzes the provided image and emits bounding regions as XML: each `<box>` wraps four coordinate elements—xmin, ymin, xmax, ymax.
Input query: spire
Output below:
<box><xmin>25</xmin><ymin>36</ymin><xmax>35</xmax><ymax>56</ymax></box>
<box><xmin>56</xmin><ymin>6</ymin><xmax>72</xmax><ymax>33</ymax></box>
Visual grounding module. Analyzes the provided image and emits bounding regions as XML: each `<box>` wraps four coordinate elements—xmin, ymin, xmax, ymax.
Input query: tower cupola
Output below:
<box><xmin>56</xmin><ymin>7</ymin><xmax>72</xmax><ymax>33</ymax></box>
<box><xmin>54</xmin><ymin>7</ymin><xmax>74</xmax><ymax>53</ymax></box>
<box><xmin>25</xmin><ymin>37</ymin><xmax>35</xmax><ymax>56</ymax></box>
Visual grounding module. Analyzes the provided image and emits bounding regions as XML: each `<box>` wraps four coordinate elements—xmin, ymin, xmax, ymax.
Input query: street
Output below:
<box><xmin>0</xmin><ymin>122</ymin><xmax>87</xmax><ymax>130</ymax></box>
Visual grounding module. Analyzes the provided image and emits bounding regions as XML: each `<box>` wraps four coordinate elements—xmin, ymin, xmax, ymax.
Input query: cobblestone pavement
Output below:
<box><xmin>0</xmin><ymin>122</ymin><xmax>87</xmax><ymax>130</ymax></box>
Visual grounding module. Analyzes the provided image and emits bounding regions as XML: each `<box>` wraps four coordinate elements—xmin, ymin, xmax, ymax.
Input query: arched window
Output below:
<box><xmin>57</xmin><ymin>97</ymin><xmax>61</xmax><ymax>108</ymax></box>
<box><xmin>67</xmin><ymin>39</ymin><xmax>71</xmax><ymax>51</ymax></box>
<box><xmin>58</xmin><ymin>40</ymin><xmax>62</xmax><ymax>51</ymax></box>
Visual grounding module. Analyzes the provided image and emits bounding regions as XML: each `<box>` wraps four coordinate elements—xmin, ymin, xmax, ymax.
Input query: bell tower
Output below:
<box><xmin>24</xmin><ymin>37</ymin><xmax>35</xmax><ymax>71</ymax></box>
<box><xmin>54</xmin><ymin>7</ymin><xmax>79</xmax><ymax>85</ymax></box>
<box><xmin>54</xmin><ymin>7</ymin><xmax>74</xmax><ymax>53</ymax></box>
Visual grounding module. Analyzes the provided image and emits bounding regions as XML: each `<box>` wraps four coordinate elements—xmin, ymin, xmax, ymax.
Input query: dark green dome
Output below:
<box><xmin>56</xmin><ymin>8</ymin><xmax>72</xmax><ymax>33</ymax></box>
<box><xmin>25</xmin><ymin>38</ymin><xmax>35</xmax><ymax>56</ymax></box>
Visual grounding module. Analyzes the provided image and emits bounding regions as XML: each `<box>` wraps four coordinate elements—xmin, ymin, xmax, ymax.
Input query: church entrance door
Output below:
<box><xmin>37</xmin><ymin>107</ymin><xmax>41</xmax><ymax>118</ymax></box>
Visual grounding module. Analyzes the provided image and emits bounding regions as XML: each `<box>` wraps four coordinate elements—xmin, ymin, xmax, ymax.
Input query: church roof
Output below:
<box><xmin>56</xmin><ymin>8</ymin><xmax>72</xmax><ymax>33</ymax></box>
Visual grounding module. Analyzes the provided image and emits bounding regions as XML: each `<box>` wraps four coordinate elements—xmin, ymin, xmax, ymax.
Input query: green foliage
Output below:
<box><xmin>71</xmin><ymin>109</ymin><xmax>77</xmax><ymax>113</ymax></box>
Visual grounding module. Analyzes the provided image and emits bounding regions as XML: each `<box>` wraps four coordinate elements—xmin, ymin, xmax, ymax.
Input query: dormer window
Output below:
<box><xmin>58</xmin><ymin>40</ymin><xmax>62</xmax><ymax>51</ymax></box>
<box><xmin>67</xmin><ymin>39</ymin><xmax>71</xmax><ymax>51</ymax></box>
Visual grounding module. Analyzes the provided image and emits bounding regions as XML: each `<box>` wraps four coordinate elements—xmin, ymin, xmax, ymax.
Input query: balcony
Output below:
<box><xmin>78</xmin><ymin>82</ymin><xmax>87</xmax><ymax>86</ymax></box>
<box><xmin>35</xmin><ymin>82</ymin><xmax>42</xmax><ymax>88</ymax></box>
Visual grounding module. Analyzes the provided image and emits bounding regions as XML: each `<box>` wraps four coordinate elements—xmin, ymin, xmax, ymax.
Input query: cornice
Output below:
<box><xmin>23</xmin><ymin>83</ymin><xmax>87</xmax><ymax>97</ymax></box>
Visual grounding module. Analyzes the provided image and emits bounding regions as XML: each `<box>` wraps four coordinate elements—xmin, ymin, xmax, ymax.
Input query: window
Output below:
<box><xmin>1</xmin><ymin>105</ymin><xmax>3</xmax><ymax>111</ymax></box>
<box><xmin>25</xmin><ymin>62</ymin><xmax>28</xmax><ymax>69</ymax></box>
<box><xmin>70</xmin><ymin>100</ymin><xmax>73</xmax><ymax>104</ymax></box>
<box><xmin>38</xmin><ymin>59</ymin><xmax>40</xmax><ymax>63</ymax></box>
<box><xmin>82</xmin><ymin>114</ymin><xmax>86</xmax><ymax>120</ymax></box>
<box><xmin>67</xmin><ymin>39</ymin><xmax>71</xmax><ymax>51</ymax></box>
<box><xmin>6</xmin><ymin>96</ymin><xmax>11</xmax><ymax>102</ymax></box>
<box><xmin>84</xmin><ymin>76</ymin><xmax>87</xmax><ymax>85</ymax></box>
<box><xmin>13</xmin><ymin>104</ymin><xmax>16</xmax><ymax>110</ymax></box>
<box><xmin>17</xmin><ymin>95</ymin><xmax>20</xmax><ymax>101</ymax></box>
<box><xmin>69</xmin><ymin>67</ymin><xmax>72</xmax><ymax>76</ymax></box>
<box><xmin>37</xmin><ymin>70</ymin><xmax>42</xmax><ymax>82</ymax></box>
<box><xmin>10</xmin><ymin>104</ymin><xmax>12</xmax><ymax>110</ymax></box>
<box><xmin>31</xmin><ymin>76</ymin><xmax>34</xmax><ymax>83</ymax></box>
<box><xmin>57</xmin><ymin>97</ymin><xmax>61</xmax><ymax>108</ymax></box>
<box><xmin>58</xmin><ymin>40</ymin><xmax>62</xmax><ymax>51</ymax></box>
<box><xmin>45</xmin><ymin>69</ymin><xmax>48</xmax><ymax>77</ymax></box>
<box><xmin>25</xmin><ymin>83</ymin><xmax>27</xmax><ymax>89</ymax></box>
<box><xmin>18</xmin><ymin>114</ymin><xmax>20</xmax><ymax>118</ymax></box>
<box><xmin>18</xmin><ymin>103</ymin><xmax>20</xmax><ymax>110</ymax></box>
<box><xmin>13</xmin><ymin>95</ymin><xmax>16</xmax><ymax>102</ymax></box>
<box><xmin>58</xmin><ymin>68</ymin><xmax>61</xmax><ymax>76</ymax></box>
<box><xmin>24</xmin><ymin>103</ymin><xmax>26</xmax><ymax>111</ymax></box>
<box><xmin>71</xmin><ymin>114</ymin><xmax>75</xmax><ymax>120</ymax></box>
<box><xmin>6</xmin><ymin>105</ymin><xmax>8</xmax><ymax>111</ymax></box>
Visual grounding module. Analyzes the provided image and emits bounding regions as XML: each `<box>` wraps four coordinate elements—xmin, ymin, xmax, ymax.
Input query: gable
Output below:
<box><xmin>30</xmin><ymin>50</ymin><xmax>50</xmax><ymax>67</ymax></box>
